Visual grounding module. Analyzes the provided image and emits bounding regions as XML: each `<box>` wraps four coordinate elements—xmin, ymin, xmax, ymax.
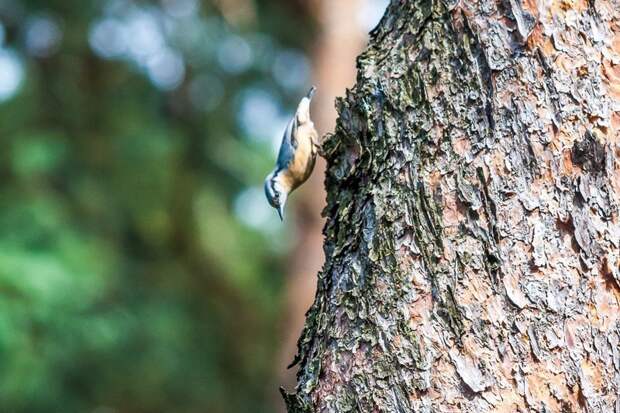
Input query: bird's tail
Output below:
<box><xmin>306</xmin><ymin>86</ymin><xmax>317</xmax><ymax>100</ymax></box>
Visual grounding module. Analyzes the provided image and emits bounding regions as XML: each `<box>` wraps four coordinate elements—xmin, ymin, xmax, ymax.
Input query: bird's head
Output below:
<box><xmin>264</xmin><ymin>172</ymin><xmax>288</xmax><ymax>220</ymax></box>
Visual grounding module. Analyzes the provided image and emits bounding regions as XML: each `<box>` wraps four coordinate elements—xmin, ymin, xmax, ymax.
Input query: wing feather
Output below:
<box><xmin>276</xmin><ymin>116</ymin><xmax>297</xmax><ymax>170</ymax></box>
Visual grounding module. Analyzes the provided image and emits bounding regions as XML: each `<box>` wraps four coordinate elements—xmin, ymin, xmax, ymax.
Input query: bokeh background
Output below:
<box><xmin>0</xmin><ymin>0</ymin><xmax>386</xmax><ymax>411</ymax></box>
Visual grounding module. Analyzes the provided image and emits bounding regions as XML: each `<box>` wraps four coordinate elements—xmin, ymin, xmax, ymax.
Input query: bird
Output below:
<box><xmin>264</xmin><ymin>86</ymin><xmax>319</xmax><ymax>220</ymax></box>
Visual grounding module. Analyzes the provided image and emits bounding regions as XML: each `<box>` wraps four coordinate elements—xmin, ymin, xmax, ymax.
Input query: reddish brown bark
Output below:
<box><xmin>284</xmin><ymin>0</ymin><xmax>620</xmax><ymax>411</ymax></box>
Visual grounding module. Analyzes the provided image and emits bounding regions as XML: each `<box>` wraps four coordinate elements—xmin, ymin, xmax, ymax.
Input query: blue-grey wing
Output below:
<box><xmin>276</xmin><ymin>116</ymin><xmax>298</xmax><ymax>170</ymax></box>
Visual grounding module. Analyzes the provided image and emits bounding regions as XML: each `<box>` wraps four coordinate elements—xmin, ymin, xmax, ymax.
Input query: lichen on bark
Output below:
<box><xmin>284</xmin><ymin>0</ymin><xmax>620</xmax><ymax>411</ymax></box>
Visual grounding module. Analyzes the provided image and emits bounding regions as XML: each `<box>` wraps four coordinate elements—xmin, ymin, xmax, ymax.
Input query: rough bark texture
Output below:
<box><xmin>283</xmin><ymin>0</ymin><xmax>620</xmax><ymax>411</ymax></box>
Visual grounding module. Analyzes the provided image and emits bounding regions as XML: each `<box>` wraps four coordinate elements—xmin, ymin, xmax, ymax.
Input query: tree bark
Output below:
<box><xmin>283</xmin><ymin>0</ymin><xmax>620</xmax><ymax>411</ymax></box>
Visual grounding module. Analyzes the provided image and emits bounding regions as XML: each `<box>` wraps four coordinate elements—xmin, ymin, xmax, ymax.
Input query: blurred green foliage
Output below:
<box><xmin>0</xmin><ymin>0</ymin><xmax>314</xmax><ymax>411</ymax></box>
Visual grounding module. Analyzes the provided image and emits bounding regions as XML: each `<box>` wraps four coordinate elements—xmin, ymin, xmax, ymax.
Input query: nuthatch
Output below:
<box><xmin>264</xmin><ymin>86</ymin><xmax>319</xmax><ymax>220</ymax></box>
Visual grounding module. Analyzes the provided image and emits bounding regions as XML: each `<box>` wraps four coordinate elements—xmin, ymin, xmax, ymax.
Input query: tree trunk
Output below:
<box><xmin>283</xmin><ymin>0</ymin><xmax>620</xmax><ymax>411</ymax></box>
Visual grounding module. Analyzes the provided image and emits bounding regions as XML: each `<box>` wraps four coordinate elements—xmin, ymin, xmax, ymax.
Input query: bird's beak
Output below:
<box><xmin>306</xmin><ymin>86</ymin><xmax>317</xmax><ymax>100</ymax></box>
<box><xmin>277</xmin><ymin>204</ymin><xmax>285</xmax><ymax>221</ymax></box>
